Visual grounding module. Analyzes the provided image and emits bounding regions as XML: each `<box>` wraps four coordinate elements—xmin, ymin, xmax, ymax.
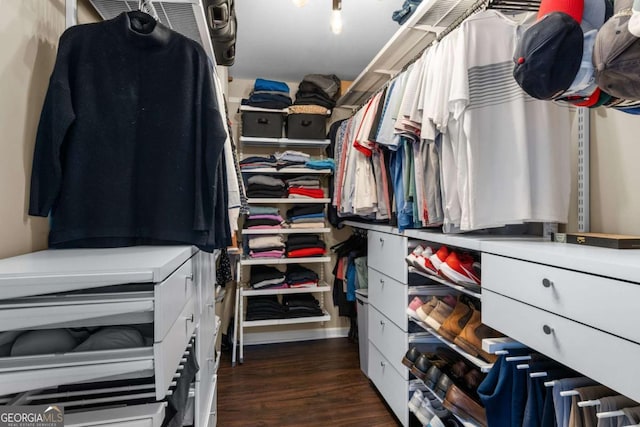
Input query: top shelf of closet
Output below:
<box><xmin>336</xmin><ymin>0</ymin><xmax>478</xmax><ymax>108</ymax></box>
<box><xmin>240</xmin><ymin>136</ymin><xmax>330</xmax><ymax>148</ymax></box>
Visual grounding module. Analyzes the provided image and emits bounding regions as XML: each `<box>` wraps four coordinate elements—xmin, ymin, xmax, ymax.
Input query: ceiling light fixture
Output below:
<box><xmin>292</xmin><ymin>0</ymin><xmax>308</xmax><ymax>7</ymax></box>
<box><xmin>330</xmin><ymin>0</ymin><xmax>343</xmax><ymax>34</ymax></box>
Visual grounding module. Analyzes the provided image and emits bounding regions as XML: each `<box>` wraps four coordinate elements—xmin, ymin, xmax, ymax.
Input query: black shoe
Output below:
<box><xmin>402</xmin><ymin>346</ymin><xmax>421</xmax><ymax>369</ymax></box>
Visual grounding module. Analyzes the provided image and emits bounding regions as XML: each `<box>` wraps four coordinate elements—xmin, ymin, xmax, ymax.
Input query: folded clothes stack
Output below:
<box><xmin>248</xmin><ymin>234</ymin><xmax>285</xmax><ymax>259</ymax></box>
<box><xmin>248</xmin><ymin>205</ymin><xmax>280</xmax><ymax>216</ymax></box>
<box><xmin>288</xmin><ymin>105</ymin><xmax>330</xmax><ymax>115</ymax></box>
<box><xmin>249</xmin><ymin>265</ymin><xmax>286</xmax><ymax>289</ymax></box>
<box><xmin>241</xmin><ymin>78</ymin><xmax>292</xmax><ymax>110</ymax></box>
<box><xmin>286</xmin><ymin>204</ymin><xmax>326</xmax><ymax>228</ymax></box>
<box><xmin>245</xmin><ymin>295</ymin><xmax>287</xmax><ymax>321</ymax></box>
<box><xmin>286</xmin><ymin>175</ymin><xmax>321</xmax><ymax>189</ymax></box>
<box><xmin>294</xmin><ymin>74</ymin><xmax>341</xmax><ymax>110</ymax></box>
<box><xmin>245</xmin><ymin>293</ymin><xmax>323</xmax><ymax>320</ymax></box>
<box><xmin>274</xmin><ymin>150</ymin><xmax>310</xmax><ymax>168</ymax></box>
<box><xmin>285</xmin><ymin>264</ymin><xmax>319</xmax><ymax>288</ymax></box>
<box><xmin>244</xmin><ymin>213</ymin><xmax>284</xmax><ymax>230</ymax></box>
<box><xmin>305</xmin><ymin>158</ymin><xmax>335</xmax><ymax>171</ymax></box>
<box><xmin>286</xmin><ymin>234</ymin><xmax>326</xmax><ymax>258</ymax></box>
<box><xmin>246</xmin><ymin>175</ymin><xmax>285</xmax><ymax>198</ymax></box>
<box><xmin>282</xmin><ymin>293</ymin><xmax>323</xmax><ymax>318</ymax></box>
<box><xmin>288</xmin><ymin>187</ymin><xmax>325</xmax><ymax>199</ymax></box>
<box><xmin>239</xmin><ymin>155</ymin><xmax>277</xmax><ymax>170</ymax></box>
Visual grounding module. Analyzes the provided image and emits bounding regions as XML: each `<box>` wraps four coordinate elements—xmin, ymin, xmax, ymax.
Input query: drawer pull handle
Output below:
<box><xmin>207</xmin><ymin>302</ymin><xmax>215</xmax><ymax>309</ymax></box>
<box><xmin>379</xmin><ymin>237</ymin><xmax>384</xmax><ymax>245</ymax></box>
<box><xmin>380</xmin><ymin>278</ymin><xmax>384</xmax><ymax>286</ymax></box>
<box><xmin>186</xmin><ymin>273</ymin><xmax>194</xmax><ymax>281</ymax></box>
<box><xmin>184</xmin><ymin>314</ymin><xmax>194</xmax><ymax>323</ymax></box>
<box><xmin>542</xmin><ymin>278</ymin><xmax>553</xmax><ymax>288</ymax></box>
<box><xmin>380</xmin><ymin>320</ymin><xmax>385</xmax><ymax>326</ymax></box>
<box><xmin>542</xmin><ymin>325</ymin><xmax>554</xmax><ymax>335</ymax></box>
<box><xmin>380</xmin><ymin>361</ymin><xmax>386</xmax><ymax>367</ymax></box>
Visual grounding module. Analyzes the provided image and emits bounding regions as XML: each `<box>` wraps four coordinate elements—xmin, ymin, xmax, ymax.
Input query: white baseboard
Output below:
<box><xmin>243</xmin><ymin>327</ymin><xmax>349</xmax><ymax>346</ymax></box>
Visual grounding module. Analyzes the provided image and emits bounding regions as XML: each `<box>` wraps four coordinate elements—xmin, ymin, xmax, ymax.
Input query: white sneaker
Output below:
<box><xmin>405</xmin><ymin>245</ymin><xmax>425</xmax><ymax>268</ymax></box>
<box><xmin>408</xmin><ymin>389</ymin><xmax>424</xmax><ymax>413</ymax></box>
<box><xmin>415</xmin><ymin>399</ymin><xmax>435</xmax><ymax>426</ymax></box>
<box><xmin>630</xmin><ymin>0</ymin><xmax>640</xmax><ymax>37</ymax></box>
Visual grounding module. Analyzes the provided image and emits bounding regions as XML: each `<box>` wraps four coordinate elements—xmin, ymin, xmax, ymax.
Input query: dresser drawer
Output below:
<box><xmin>482</xmin><ymin>254</ymin><xmax>640</xmax><ymax>344</ymax></box>
<box><xmin>368</xmin><ymin>268</ymin><xmax>408</xmax><ymax>330</ymax></box>
<box><xmin>368</xmin><ymin>231</ymin><xmax>408</xmax><ymax>283</ymax></box>
<box><xmin>64</xmin><ymin>402</ymin><xmax>165</xmax><ymax>427</ymax></box>
<box><xmin>368</xmin><ymin>342</ymin><xmax>408</xmax><ymax>426</ymax></box>
<box><xmin>0</xmin><ymin>294</ymin><xmax>196</xmax><ymax>399</ymax></box>
<box><xmin>483</xmin><ymin>290</ymin><xmax>640</xmax><ymax>403</ymax></box>
<box><xmin>0</xmin><ymin>258</ymin><xmax>194</xmax><ymax>339</ymax></box>
<box><xmin>154</xmin><ymin>258</ymin><xmax>194</xmax><ymax>341</ymax></box>
<box><xmin>369</xmin><ymin>306</ymin><xmax>409</xmax><ymax>379</ymax></box>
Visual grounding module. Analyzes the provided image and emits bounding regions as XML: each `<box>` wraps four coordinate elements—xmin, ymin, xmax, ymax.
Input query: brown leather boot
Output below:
<box><xmin>438</xmin><ymin>298</ymin><xmax>473</xmax><ymax>342</ymax></box>
<box><xmin>453</xmin><ymin>308</ymin><xmax>503</xmax><ymax>363</ymax></box>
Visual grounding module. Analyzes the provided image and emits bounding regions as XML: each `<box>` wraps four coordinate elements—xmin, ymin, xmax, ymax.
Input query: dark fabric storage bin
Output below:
<box><xmin>286</xmin><ymin>113</ymin><xmax>327</xmax><ymax>139</ymax></box>
<box><xmin>242</xmin><ymin>111</ymin><xmax>284</xmax><ymax>138</ymax></box>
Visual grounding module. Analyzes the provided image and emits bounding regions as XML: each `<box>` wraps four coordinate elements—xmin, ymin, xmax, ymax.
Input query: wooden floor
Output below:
<box><xmin>217</xmin><ymin>338</ymin><xmax>401</xmax><ymax>427</ymax></box>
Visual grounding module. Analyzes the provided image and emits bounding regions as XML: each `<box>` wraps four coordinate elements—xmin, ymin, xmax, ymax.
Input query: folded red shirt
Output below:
<box><xmin>288</xmin><ymin>187</ymin><xmax>325</xmax><ymax>198</ymax></box>
<box><xmin>287</xmin><ymin>247</ymin><xmax>326</xmax><ymax>258</ymax></box>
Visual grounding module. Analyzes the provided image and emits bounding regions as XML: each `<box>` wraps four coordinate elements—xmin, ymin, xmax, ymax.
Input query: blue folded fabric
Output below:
<box><xmin>305</xmin><ymin>159</ymin><xmax>335</xmax><ymax>171</ymax></box>
<box><xmin>254</xmin><ymin>78</ymin><xmax>290</xmax><ymax>94</ymax></box>
<box><xmin>290</xmin><ymin>212</ymin><xmax>325</xmax><ymax>221</ymax></box>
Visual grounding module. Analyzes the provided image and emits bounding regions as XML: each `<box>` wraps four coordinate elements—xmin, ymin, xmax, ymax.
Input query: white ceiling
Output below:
<box><xmin>229</xmin><ymin>0</ymin><xmax>401</xmax><ymax>82</ymax></box>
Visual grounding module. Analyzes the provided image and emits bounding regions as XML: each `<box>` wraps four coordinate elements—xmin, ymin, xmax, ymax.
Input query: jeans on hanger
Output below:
<box><xmin>389</xmin><ymin>144</ymin><xmax>412</xmax><ymax>230</ymax></box>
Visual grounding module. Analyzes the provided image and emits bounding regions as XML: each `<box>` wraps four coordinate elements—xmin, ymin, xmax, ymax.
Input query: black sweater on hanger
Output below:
<box><xmin>29</xmin><ymin>12</ymin><xmax>228</xmax><ymax>251</ymax></box>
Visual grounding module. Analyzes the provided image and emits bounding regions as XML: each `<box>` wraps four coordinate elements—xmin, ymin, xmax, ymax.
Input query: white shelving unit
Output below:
<box><xmin>232</xmin><ymin>131</ymin><xmax>334</xmax><ymax>366</ymax></box>
<box><xmin>240</xmin><ymin>167</ymin><xmax>332</xmax><ymax>174</ymax></box>
<box><xmin>241</xmin><ymin>227</ymin><xmax>331</xmax><ymax>235</ymax></box>
<box><xmin>247</xmin><ymin>198</ymin><xmax>332</xmax><ymax>204</ymax></box>
<box><xmin>241</xmin><ymin>283</ymin><xmax>331</xmax><ymax>297</ymax></box>
<box><xmin>408</xmin><ymin>267</ymin><xmax>482</xmax><ymax>299</ymax></box>
<box><xmin>239</xmin><ymin>256</ymin><xmax>331</xmax><ymax>266</ymax></box>
<box><xmin>240</xmin><ymin>136</ymin><xmax>330</xmax><ymax>148</ymax></box>
<box><xmin>242</xmin><ymin>312</ymin><xmax>332</xmax><ymax>328</ymax></box>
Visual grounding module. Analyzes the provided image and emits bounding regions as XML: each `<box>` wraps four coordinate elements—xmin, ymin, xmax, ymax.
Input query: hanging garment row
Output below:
<box><xmin>333</xmin><ymin>7</ymin><xmax>575</xmax><ymax>233</ymax></box>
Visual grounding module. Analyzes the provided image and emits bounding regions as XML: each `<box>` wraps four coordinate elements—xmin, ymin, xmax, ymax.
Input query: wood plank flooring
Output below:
<box><xmin>217</xmin><ymin>338</ymin><xmax>401</xmax><ymax>427</ymax></box>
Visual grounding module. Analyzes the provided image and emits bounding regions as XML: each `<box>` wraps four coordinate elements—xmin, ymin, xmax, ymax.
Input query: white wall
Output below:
<box><xmin>0</xmin><ymin>0</ymin><xmax>99</xmax><ymax>259</ymax></box>
<box><xmin>589</xmin><ymin>108</ymin><xmax>640</xmax><ymax>235</ymax></box>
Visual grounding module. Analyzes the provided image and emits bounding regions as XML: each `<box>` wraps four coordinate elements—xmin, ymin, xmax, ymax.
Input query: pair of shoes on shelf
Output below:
<box><xmin>430</xmin><ymin>246</ymin><xmax>482</xmax><ymax>290</ymax></box>
<box><xmin>406</xmin><ymin>245</ymin><xmax>439</xmax><ymax>275</ymax></box>
<box><xmin>443</xmin><ymin>383</ymin><xmax>489</xmax><ymax>426</ymax></box>
<box><xmin>452</xmin><ymin>308</ymin><xmax>502</xmax><ymax>364</ymax></box>
<box><xmin>407</xmin><ymin>295</ymin><xmax>456</xmax><ymax>325</ymax></box>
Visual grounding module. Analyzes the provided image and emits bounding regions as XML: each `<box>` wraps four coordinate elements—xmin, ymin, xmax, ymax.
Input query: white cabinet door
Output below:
<box><xmin>367</xmin><ymin>268</ymin><xmax>408</xmax><ymax>330</ymax></box>
<box><xmin>368</xmin><ymin>231</ymin><xmax>408</xmax><ymax>283</ymax></box>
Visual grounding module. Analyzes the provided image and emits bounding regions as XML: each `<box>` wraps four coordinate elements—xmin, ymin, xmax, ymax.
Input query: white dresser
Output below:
<box><xmin>481</xmin><ymin>240</ymin><xmax>640</xmax><ymax>403</ymax></box>
<box><xmin>0</xmin><ymin>246</ymin><xmax>220</xmax><ymax>427</ymax></box>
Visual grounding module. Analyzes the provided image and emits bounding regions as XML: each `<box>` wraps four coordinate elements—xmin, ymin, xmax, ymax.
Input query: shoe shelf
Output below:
<box><xmin>408</xmin><ymin>267</ymin><xmax>482</xmax><ymax>299</ymax></box>
<box><xmin>247</xmin><ymin>198</ymin><xmax>332</xmax><ymax>204</ymax></box>
<box><xmin>241</xmin><ymin>167</ymin><xmax>332</xmax><ymax>174</ymax></box>
<box><xmin>407</xmin><ymin>380</ymin><xmax>472</xmax><ymax>426</ymax></box>
<box><xmin>409</xmin><ymin>318</ymin><xmax>494</xmax><ymax>373</ymax></box>
<box><xmin>239</xmin><ymin>256</ymin><xmax>331</xmax><ymax>266</ymax></box>
<box><xmin>403</xmin><ymin>229</ymin><xmax>485</xmax><ymax>252</ymax></box>
<box><xmin>240</xmin><ymin>136</ymin><xmax>330</xmax><ymax>148</ymax></box>
<box><xmin>241</xmin><ymin>227</ymin><xmax>331</xmax><ymax>235</ymax></box>
<box><xmin>240</xmin><ymin>283</ymin><xmax>331</xmax><ymax>297</ymax></box>
<box><xmin>242</xmin><ymin>312</ymin><xmax>331</xmax><ymax>328</ymax></box>
<box><xmin>407</xmin><ymin>284</ymin><xmax>458</xmax><ymax>296</ymax></box>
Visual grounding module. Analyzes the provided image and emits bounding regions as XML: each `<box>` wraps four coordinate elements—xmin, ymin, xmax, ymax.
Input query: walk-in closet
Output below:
<box><xmin>1</xmin><ymin>0</ymin><xmax>640</xmax><ymax>426</ymax></box>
